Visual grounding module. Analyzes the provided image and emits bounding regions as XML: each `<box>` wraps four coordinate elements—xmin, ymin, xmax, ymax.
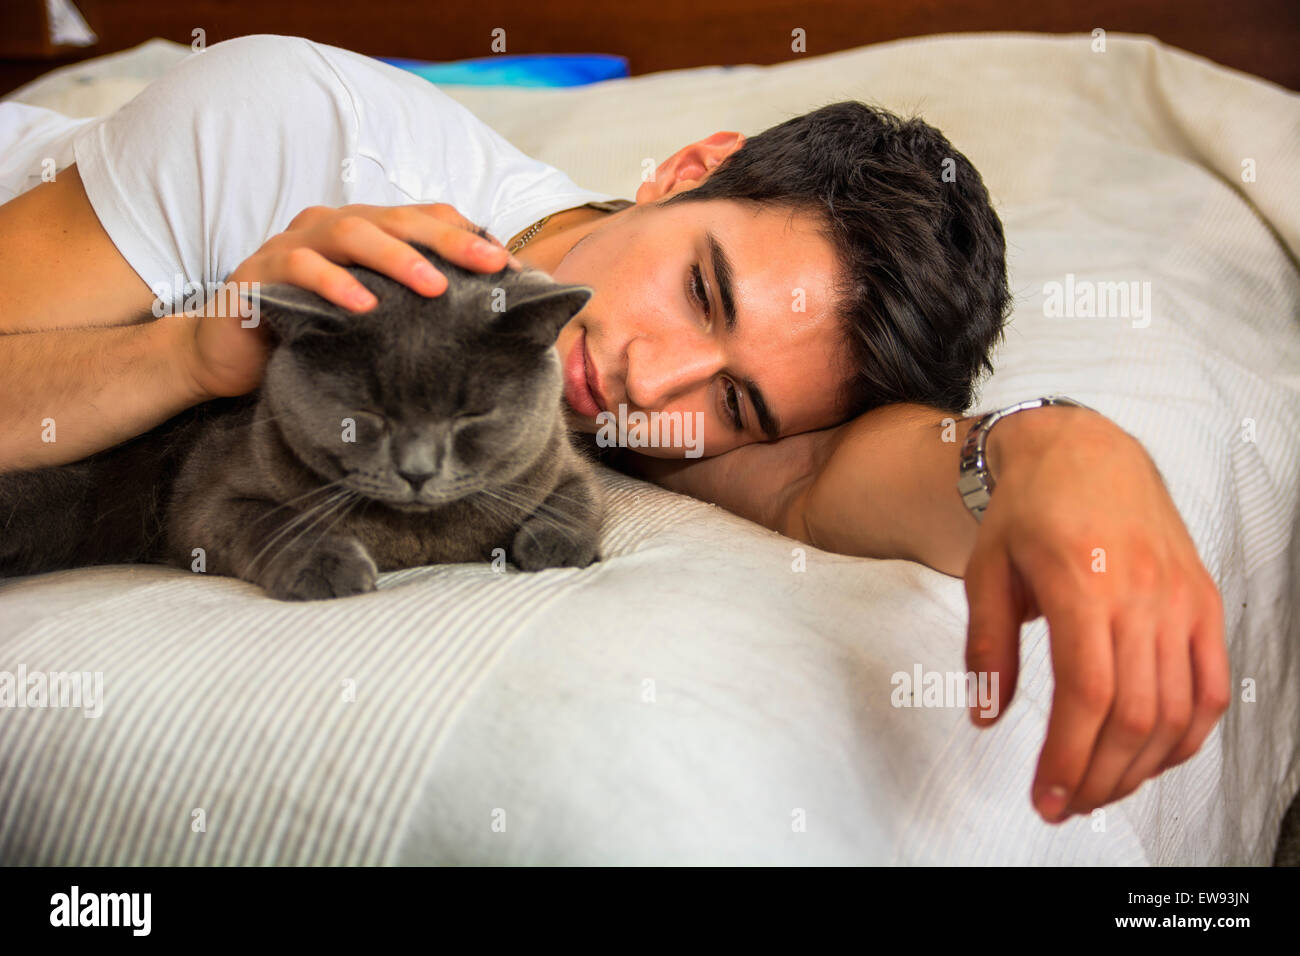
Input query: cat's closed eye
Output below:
<box><xmin>348</xmin><ymin>410</ymin><xmax>389</xmax><ymax>440</ymax></box>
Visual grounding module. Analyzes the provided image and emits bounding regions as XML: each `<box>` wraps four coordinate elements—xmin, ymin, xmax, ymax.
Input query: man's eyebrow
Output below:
<box><xmin>707</xmin><ymin>230</ymin><xmax>782</xmax><ymax>441</ymax></box>
<box><xmin>707</xmin><ymin>230</ymin><xmax>738</xmax><ymax>335</ymax></box>
<box><xmin>741</xmin><ymin>374</ymin><xmax>781</xmax><ymax>442</ymax></box>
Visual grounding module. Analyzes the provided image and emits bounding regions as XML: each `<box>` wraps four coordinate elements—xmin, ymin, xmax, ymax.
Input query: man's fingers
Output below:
<box><xmin>405</xmin><ymin>202</ymin><xmax>483</xmax><ymax>230</ymax></box>
<box><xmin>1066</xmin><ymin>612</ymin><xmax>1158</xmax><ymax>815</ymax></box>
<box><xmin>1160</xmin><ymin>586</ymin><xmax>1230</xmax><ymax>769</ymax></box>
<box><xmin>1032</xmin><ymin>595</ymin><xmax>1114</xmax><ymax>823</ymax></box>
<box><xmin>267</xmin><ymin>204</ymin><xmax>513</xmax><ymax>308</ymax></box>
<box><xmin>964</xmin><ymin>545</ymin><xmax>1024</xmax><ymax>726</ymax></box>
<box><xmin>319</xmin><ymin>215</ymin><xmax>448</xmax><ymax>296</ymax></box>
<box><xmin>1108</xmin><ymin>629</ymin><xmax>1194</xmax><ymax>805</ymax></box>
<box><xmin>275</xmin><ymin>245</ymin><xmax>379</xmax><ymax>312</ymax></box>
<box><xmin>377</xmin><ymin>205</ymin><xmax>510</xmax><ymax>274</ymax></box>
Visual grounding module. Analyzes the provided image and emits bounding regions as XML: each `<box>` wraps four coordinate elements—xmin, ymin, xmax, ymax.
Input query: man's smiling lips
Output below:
<box><xmin>563</xmin><ymin>328</ymin><xmax>608</xmax><ymax>418</ymax></box>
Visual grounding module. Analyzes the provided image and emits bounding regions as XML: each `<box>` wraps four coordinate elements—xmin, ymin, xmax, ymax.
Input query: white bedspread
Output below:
<box><xmin>2</xmin><ymin>31</ymin><xmax>1298</xmax><ymax>865</ymax></box>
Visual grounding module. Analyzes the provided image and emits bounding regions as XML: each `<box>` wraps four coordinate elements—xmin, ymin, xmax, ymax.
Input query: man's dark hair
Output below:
<box><xmin>659</xmin><ymin>100</ymin><xmax>1011</xmax><ymax>421</ymax></box>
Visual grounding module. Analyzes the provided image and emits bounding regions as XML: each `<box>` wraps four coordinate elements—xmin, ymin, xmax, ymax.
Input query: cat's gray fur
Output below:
<box><xmin>0</xmin><ymin>242</ymin><xmax>605</xmax><ymax>599</ymax></box>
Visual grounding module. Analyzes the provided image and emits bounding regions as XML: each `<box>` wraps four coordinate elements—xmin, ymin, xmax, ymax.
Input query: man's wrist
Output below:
<box><xmin>985</xmin><ymin>404</ymin><xmax>1100</xmax><ymax>483</ymax></box>
<box><xmin>156</xmin><ymin>312</ymin><xmax>213</xmax><ymax>406</ymax></box>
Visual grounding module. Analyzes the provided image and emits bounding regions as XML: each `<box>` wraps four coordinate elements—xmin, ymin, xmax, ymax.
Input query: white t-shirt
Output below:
<box><xmin>0</xmin><ymin>34</ymin><xmax>619</xmax><ymax>310</ymax></box>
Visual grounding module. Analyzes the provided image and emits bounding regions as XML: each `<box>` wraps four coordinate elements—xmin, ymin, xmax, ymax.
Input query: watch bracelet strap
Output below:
<box><xmin>956</xmin><ymin>395</ymin><xmax>1093</xmax><ymax>522</ymax></box>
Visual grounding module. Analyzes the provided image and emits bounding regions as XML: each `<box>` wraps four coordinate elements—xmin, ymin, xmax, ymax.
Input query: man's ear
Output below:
<box><xmin>240</xmin><ymin>283</ymin><xmax>348</xmax><ymax>340</ymax></box>
<box><xmin>635</xmin><ymin>130</ymin><xmax>746</xmax><ymax>203</ymax></box>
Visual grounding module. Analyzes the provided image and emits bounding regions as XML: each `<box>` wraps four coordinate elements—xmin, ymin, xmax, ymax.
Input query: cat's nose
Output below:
<box><xmin>393</xmin><ymin>435</ymin><xmax>440</xmax><ymax>485</ymax></box>
<box><xmin>398</xmin><ymin>470</ymin><xmax>434</xmax><ymax>490</ymax></box>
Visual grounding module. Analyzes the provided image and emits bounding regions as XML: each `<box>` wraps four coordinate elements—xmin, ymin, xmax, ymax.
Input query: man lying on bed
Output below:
<box><xmin>0</xmin><ymin>35</ymin><xmax>1226</xmax><ymax>826</ymax></box>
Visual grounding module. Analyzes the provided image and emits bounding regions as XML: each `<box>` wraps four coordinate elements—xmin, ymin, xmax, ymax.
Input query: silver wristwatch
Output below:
<box><xmin>956</xmin><ymin>395</ymin><xmax>1092</xmax><ymax>522</ymax></box>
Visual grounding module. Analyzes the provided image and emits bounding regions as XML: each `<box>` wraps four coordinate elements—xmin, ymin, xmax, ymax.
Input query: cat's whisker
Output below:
<box><xmin>246</xmin><ymin>492</ymin><xmax>346</xmax><ymax>574</ymax></box>
<box><xmin>479</xmin><ymin>491</ymin><xmax>577</xmax><ymax>535</ymax></box>
<box><xmin>250</xmin><ymin>479</ymin><xmax>350</xmax><ymax>527</ymax></box>
<box><xmin>212</xmin><ymin>411</ymin><xmax>291</xmax><ymax>435</ymax></box>
<box><xmin>268</xmin><ymin>490</ymin><xmax>362</xmax><ymax>576</ymax></box>
<box><xmin>260</xmin><ymin>490</ymin><xmax>357</xmax><ymax>576</ymax></box>
<box><xmin>486</xmin><ymin>483</ymin><xmax>591</xmax><ymax>527</ymax></box>
<box><xmin>467</xmin><ymin>488</ymin><xmax>533</xmax><ymax>529</ymax></box>
<box><xmin>306</xmin><ymin>492</ymin><xmax>363</xmax><ymax>556</ymax></box>
<box><xmin>477</xmin><ymin>486</ymin><xmax>581</xmax><ymax>544</ymax></box>
<box><xmin>470</xmin><ymin>492</ymin><xmax>570</xmax><ymax>546</ymax></box>
<box><xmin>247</xmin><ymin>490</ymin><xmax>350</xmax><ymax>574</ymax></box>
<box><xmin>495</xmin><ymin>479</ymin><xmax>594</xmax><ymax>510</ymax></box>
<box><xmin>465</xmin><ymin>490</ymin><xmax>522</xmax><ymax>527</ymax></box>
<box><xmin>474</xmin><ymin>484</ymin><xmax>545</xmax><ymax>520</ymax></box>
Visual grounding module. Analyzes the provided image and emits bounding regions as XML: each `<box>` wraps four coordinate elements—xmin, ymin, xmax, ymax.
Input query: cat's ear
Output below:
<box><xmin>240</xmin><ymin>283</ymin><xmax>348</xmax><ymax>340</ymax></box>
<box><xmin>495</xmin><ymin>273</ymin><xmax>594</xmax><ymax>347</ymax></box>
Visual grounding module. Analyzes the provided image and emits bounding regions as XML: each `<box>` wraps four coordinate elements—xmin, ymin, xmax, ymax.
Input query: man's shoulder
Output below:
<box><xmin>170</xmin><ymin>35</ymin><xmax>470</xmax><ymax>139</ymax></box>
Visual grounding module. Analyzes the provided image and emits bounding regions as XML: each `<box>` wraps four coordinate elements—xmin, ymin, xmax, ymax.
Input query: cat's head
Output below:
<box><xmin>244</xmin><ymin>244</ymin><xmax>592</xmax><ymax>510</ymax></box>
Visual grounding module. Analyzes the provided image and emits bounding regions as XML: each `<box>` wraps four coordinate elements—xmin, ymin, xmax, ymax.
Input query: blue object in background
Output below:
<box><xmin>376</xmin><ymin>53</ymin><xmax>630</xmax><ymax>87</ymax></box>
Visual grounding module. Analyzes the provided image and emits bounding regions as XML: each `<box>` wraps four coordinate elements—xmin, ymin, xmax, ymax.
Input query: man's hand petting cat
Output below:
<box><xmin>182</xmin><ymin>203</ymin><xmax>518</xmax><ymax>400</ymax></box>
<box><xmin>965</xmin><ymin>405</ymin><xmax>1229</xmax><ymax>824</ymax></box>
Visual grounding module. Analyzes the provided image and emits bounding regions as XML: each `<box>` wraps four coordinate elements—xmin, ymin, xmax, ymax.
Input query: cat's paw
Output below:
<box><xmin>509</xmin><ymin>518</ymin><xmax>599</xmax><ymax>572</ymax></box>
<box><xmin>260</xmin><ymin>536</ymin><xmax>378</xmax><ymax>601</ymax></box>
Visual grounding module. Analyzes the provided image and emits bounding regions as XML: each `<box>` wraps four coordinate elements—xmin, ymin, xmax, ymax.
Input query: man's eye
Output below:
<box><xmin>721</xmin><ymin>379</ymin><xmax>742</xmax><ymax>430</ymax></box>
<box><xmin>689</xmin><ymin>263</ymin><xmax>710</xmax><ymax>319</ymax></box>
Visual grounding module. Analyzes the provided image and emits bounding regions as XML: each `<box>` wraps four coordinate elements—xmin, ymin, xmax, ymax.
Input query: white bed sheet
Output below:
<box><xmin>2</xmin><ymin>31</ymin><xmax>1298</xmax><ymax>865</ymax></box>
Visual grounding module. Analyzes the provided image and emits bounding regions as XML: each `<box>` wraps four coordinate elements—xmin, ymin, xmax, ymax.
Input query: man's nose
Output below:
<box><xmin>624</xmin><ymin>331</ymin><xmax>725</xmax><ymax>411</ymax></box>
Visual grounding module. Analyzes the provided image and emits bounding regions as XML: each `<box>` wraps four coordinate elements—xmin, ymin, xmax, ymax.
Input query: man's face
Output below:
<box><xmin>550</xmin><ymin>196</ymin><xmax>853</xmax><ymax>458</ymax></box>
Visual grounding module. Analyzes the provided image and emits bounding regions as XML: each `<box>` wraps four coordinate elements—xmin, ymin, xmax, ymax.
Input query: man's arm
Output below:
<box><xmin>0</xmin><ymin>165</ymin><xmax>209</xmax><ymax>470</ymax></box>
<box><xmin>614</xmin><ymin>402</ymin><xmax>978</xmax><ymax>575</ymax></box>
<box><xmin>618</xmin><ymin>400</ymin><xmax>1229</xmax><ymax>824</ymax></box>
<box><xmin>0</xmin><ymin>162</ymin><xmax>514</xmax><ymax>472</ymax></box>
<box><xmin>0</xmin><ymin>316</ymin><xmax>208</xmax><ymax>470</ymax></box>
<box><xmin>0</xmin><ymin>165</ymin><xmax>156</xmax><ymax>335</ymax></box>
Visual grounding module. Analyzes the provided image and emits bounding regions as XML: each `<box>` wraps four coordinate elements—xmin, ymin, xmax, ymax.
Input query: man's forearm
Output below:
<box><xmin>585</xmin><ymin>401</ymin><xmax>1106</xmax><ymax>578</ymax></box>
<box><xmin>779</xmin><ymin>403</ymin><xmax>978</xmax><ymax>576</ymax></box>
<box><xmin>611</xmin><ymin>403</ymin><xmax>982</xmax><ymax>574</ymax></box>
<box><xmin>789</xmin><ymin>401</ymin><xmax>1101</xmax><ymax>577</ymax></box>
<box><xmin>0</xmin><ymin>315</ymin><xmax>205</xmax><ymax>471</ymax></box>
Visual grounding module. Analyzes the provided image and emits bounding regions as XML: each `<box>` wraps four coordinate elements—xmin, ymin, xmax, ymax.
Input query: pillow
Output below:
<box><xmin>376</xmin><ymin>53</ymin><xmax>628</xmax><ymax>87</ymax></box>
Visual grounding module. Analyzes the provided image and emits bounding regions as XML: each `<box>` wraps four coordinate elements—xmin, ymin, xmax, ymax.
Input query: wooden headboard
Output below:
<box><xmin>3</xmin><ymin>0</ymin><xmax>1298</xmax><ymax>95</ymax></box>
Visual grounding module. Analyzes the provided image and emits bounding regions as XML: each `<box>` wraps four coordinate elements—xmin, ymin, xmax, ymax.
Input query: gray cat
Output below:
<box><xmin>0</xmin><ymin>243</ymin><xmax>605</xmax><ymax>599</ymax></box>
